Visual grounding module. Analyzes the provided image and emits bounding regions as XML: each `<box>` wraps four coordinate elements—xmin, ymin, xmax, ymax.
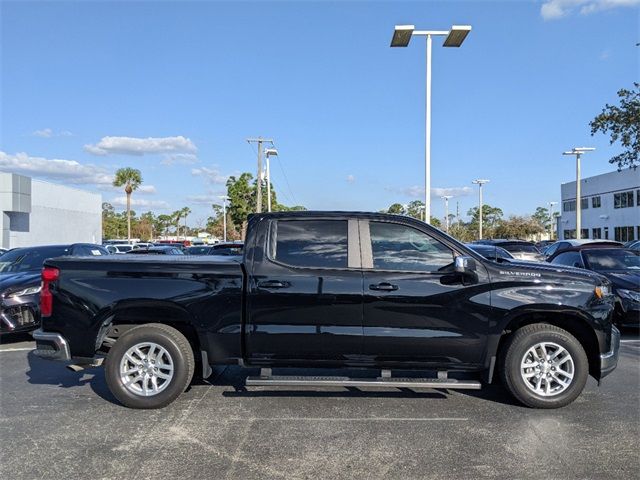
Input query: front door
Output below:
<box><xmin>246</xmin><ymin>217</ymin><xmax>363</xmax><ymax>365</ymax></box>
<box><xmin>361</xmin><ymin>219</ymin><xmax>491</xmax><ymax>368</ymax></box>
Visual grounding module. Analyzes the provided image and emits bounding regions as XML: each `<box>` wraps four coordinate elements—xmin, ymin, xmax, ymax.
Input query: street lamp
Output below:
<box><xmin>219</xmin><ymin>195</ymin><xmax>229</xmax><ymax>242</ymax></box>
<box><xmin>264</xmin><ymin>148</ymin><xmax>278</xmax><ymax>213</ymax></box>
<box><xmin>441</xmin><ymin>195</ymin><xmax>452</xmax><ymax>232</ymax></box>
<box><xmin>391</xmin><ymin>24</ymin><xmax>472</xmax><ymax>224</ymax></box>
<box><xmin>562</xmin><ymin>147</ymin><xmax>595</xmax><ymax>240</ymax></box>
<box><xmin>472</xmin><ymin>179</ymin><xmax>490</xmax><ymax>240</ymax></box>
<box><xmin>548</xmin><ymin>201</ymin><xmax>558</xmax><ymax>241</ymax></box>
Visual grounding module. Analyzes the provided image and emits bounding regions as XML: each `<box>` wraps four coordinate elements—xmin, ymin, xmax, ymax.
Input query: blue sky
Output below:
<box><xmin>1</xmin><ymin>0</ymin><xmax>638</xmax><ymax>226</ymax></box>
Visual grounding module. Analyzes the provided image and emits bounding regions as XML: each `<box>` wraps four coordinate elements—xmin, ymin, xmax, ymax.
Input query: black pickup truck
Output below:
<box><xmin>34</xmin><ymin>212</ymin><xmax>620</xmax><ymax>409</ymax></box>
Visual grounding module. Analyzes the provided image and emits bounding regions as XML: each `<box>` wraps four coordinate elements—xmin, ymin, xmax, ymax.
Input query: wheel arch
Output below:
<box><xmin>494</xmin><ymin>309</ymin><xmax>601</xmax><ymax>379</ymax></box>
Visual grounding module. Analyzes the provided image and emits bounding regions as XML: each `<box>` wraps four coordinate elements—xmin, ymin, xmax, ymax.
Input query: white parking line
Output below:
<box><xmin>222</xmin><ymin>417</ymin><xmax>468</xmax><ymax>422</ymax></box>
<box><xmin>0</xmin><ymin>347</ymin><xmax>33</xmax><ymax>352</ymax></box>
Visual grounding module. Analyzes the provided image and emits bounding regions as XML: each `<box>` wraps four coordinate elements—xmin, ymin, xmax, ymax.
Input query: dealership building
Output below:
<box><xmin>559</xmin><ymin>168</ymin><xmax>640</xmax><ymax>242</ymax></box>
<box><xmin>0</xmin><ymin>172</ymin><xmax>102</xmax><ymax>249</ymax></box>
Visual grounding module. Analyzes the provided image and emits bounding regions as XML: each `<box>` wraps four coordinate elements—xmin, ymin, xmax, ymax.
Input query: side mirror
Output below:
<box><xmin>455</xmin><ymin>256</ymin><xmax>477</xmax><ymax>274</ymax></box>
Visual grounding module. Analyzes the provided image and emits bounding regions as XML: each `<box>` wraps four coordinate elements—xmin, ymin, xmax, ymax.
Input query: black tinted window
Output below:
<box><xmin>0</xmin><ymin>246</ymin><xmax>71</xmax><ymax>273</ymax></box>
<box><xmin>500</xmin><ymin>243</ymin><xmax>539</xmax><ymax>254</ymax></box>
<box><xmin>274</xmin><ymin>220</ymin><xmax>348</xmax><ymax>268</ymax></box>
<box><xmin>551</xmin><ymin>251</ymin><xmax>584</xmax><ymax>268</ymax></box>
<box><xmin>369</xmin><ymin>222</ymin><xmax>453</xmax><ymax>272</ymax></box>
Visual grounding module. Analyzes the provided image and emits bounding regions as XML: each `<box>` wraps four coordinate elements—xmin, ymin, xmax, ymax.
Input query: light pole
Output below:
<box><xmin>264</xmin><ymin>148</ymin><xmax>278</xmax><ymax>213</ymax></box>
<box><xmin>562</xmin><ymin>147</ymin><xmax>595</xmax><ymax>239</ymax></box>
<box><xmin>472</xmin><ymin>179</ymin><xmax>489</xmax><ymax>239</ymax></box>
<box><xmin>417</xmin><ymin>204</ymin><xmax>426</xmax><ymax>222</ymax></box>
<box><xmin>548</xmin><ymin>201</ymin><xmax>558</xmax><ymax>241</ymax></box>
<box><xmin>391</xmin><ymin>24</ymin><xmax>471</xmax><ymax>225</ymax></box>
<box><xmin>219</xmin><ymin>195</ymin><xmax>229</xmax><ymax>243</ymax></box>
<box><xmin>441</xmin><ymin>195</ymin><xmax>452</xmax><ymax>232</ymax></box>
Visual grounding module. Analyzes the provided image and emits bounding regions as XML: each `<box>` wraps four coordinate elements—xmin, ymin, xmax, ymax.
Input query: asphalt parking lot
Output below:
<box><xmin>1</xmin><ymin>332</ymin><xmax>639</xmax><ymax>480</ymax></box>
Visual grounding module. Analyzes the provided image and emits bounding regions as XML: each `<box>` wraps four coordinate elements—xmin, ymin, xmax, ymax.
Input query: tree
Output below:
<box><xmin>156</xmin><ymin>214</ymin><xmax>173</xmax><ymax>237</ymax></box>
<box><xmin>406</xmin><ymin>200</ymin><xmax>425</xmax><ymax>220</ymax></box>
<box><xmin>387</xmin><ymin>203</ymin><xmax>406</xmax><ymax>215</ymax></box>
<box><xmin>494</xmin><ymin>215</ymin><xmax>544</xmax><ymax>240</ymax></box>
<box><xmin>112</xmin><ymin>167</ymin><xmax>142</xmax><ymax>242</ymax></box>
<box><xmin>590</xmin><ymin>83</ymin><xmax>639</xmax><ymax>170</ymax></box>
<box><xmin>181</xmin><ymin>207</ymin><xmax>191</xmax><ymax>237</ymax></box>
<box><xmin>532</xmin><ymin>207</ymin><xmax>550</xmax><ymax>230</ymax></box>
<box><xmin>467</xmin><ymin>204</ymin><xmax>503</xmax><ymax>239</ymax></box>
<box><xmin>226</xmin><ymin>173</ymin><xmax>255</xmax><ymax>237</ymax></box>
<box><xmin>172</xmin><ymin>210</ymin><xmax>183</xmax><ymax>237</ymax></box>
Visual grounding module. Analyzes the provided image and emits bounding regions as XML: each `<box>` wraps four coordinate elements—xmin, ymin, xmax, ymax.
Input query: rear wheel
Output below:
<box><xmin>105</xmin><ymin>323</ymin><xmax>194</xmax><ymax>409</ymax></box>
<box><xmin>499</xmin><ymin>323</ymin><xmax>589</xmax><ymax>409</ymax></box>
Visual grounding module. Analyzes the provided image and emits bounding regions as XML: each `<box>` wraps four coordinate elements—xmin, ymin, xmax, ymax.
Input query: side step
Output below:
<box><xmin>246</xmin><ymin>369</ymin><xmax>481</xmax><ymax>390</ymax></box>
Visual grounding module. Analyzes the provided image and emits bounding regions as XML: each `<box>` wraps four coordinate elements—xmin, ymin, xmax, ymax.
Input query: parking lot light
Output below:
<box><xmin>264</xmin><ymin>148</ymin><xmax>279</xmax><ymax>213</ymax></box>
<box><xmin>472</xmin><ymin>179</ymin><xmax>489</xmax><ymax>240</ymax></box>
<box><xmin>562</xmin><ymin>147</ymin><xmax>595</xmax><ymax>240</ymax></box>
<box><xmin>390</xmin><ymin>23</ymin><xmax>472</xmax><ymax>225</ymax></box>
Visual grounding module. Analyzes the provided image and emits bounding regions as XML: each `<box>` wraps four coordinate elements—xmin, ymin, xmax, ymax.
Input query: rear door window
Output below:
<box><xmin>551</xmin><ymin>251</ymin><xmax>584</xmax><ymax>268</ymax></box>
<box><xmin>273</xmin><ymin>220</ymin><xmax>348</xmax><ymax>269</ymax></box>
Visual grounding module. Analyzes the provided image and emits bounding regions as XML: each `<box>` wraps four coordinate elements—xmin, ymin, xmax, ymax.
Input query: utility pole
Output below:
<box><xmin>456</xmin><ymin>201</ymin><xmax>460</xmax><ymax>225</ymax></box>
<box><xmin>548</xmin><ymin>201</ymin><xmax>558</xmax><ymax>241</ymax></box>
<box><xmin>472</xmin><ymin>179</ymin><xmax>490</xmax><ymax>240</ymax></box>
<box><xmin>247</xmin><ymin>137</ymin><xmax>274</xmax><ymax>213</ymax></box>
<box><xmin>264</xmin><ymin>148</ymin><xmax>279</xmax><ymax>212</ymax></box>
<box><xmin>219</xmin><ymin>196</ymin><xmax>229</xmax><ymax>243</ymax></box>
<box><xmin>441</xmin><ymin>195</ymin><xmax>452</xmax><ymax>232</ymax></box>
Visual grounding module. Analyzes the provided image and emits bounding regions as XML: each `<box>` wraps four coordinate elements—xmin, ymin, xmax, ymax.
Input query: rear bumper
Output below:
<box><xmin>600</xmin><ymin>326</ymin><xmax>620</xmax><ymax>379</ymax></box>
<box><xmin>32</xmin><ymin>328</ymin><xmax>71</xmax><ymax>361</ymax></box>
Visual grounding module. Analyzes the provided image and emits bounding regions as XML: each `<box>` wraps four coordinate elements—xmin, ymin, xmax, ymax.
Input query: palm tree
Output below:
<box><xmin>112</xmin><ymin>168</ymin><xmax>142</xmax><ymax>243</ymax></box>
<box><xmin>172</xmin><ymin>210</ymin><xmax>182</xmax><ymax>238</ymax></box>
<box><xmin>181</xmin><ymin>207</ymin><xmax>191</xmax><ymax>238</ymax></box>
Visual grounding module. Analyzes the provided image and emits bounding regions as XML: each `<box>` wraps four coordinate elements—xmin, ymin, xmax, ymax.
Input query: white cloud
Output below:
<box><xmin>0</xmin><ymin>151</ymin><xmax>113</xmax><ymax>186</ymax></box>
<box><xmin>541</xmin><ymin>0</ymin><xmax>640</xmax><ymax>20</ymax></box>
<box><xmin>388</xmin><ymin>185</ymin><xmax>474</xmax><ymax>199</ymax></box>
<box><xmin>111</xmin><ymin>196</ymin><xmax>170</xmax><ymax>209</ymax></box>
<box><xmin>31</xmin><ymin>128</ymin><xmax>73</xmax><ymax>138</ymax></box>
<box><xmin>161</xmin><ymin>153</ymin><xmax>199</xmax><ymax>166</ymax></box>
<box><xmin>191</xmin><ymin>166</ymin><xmax>228</xmax><ymax>185</ymax></box>
<box><xmin>346</xmin><ymin>174</ymin><xmax>355</xmax><ymax>184</ymax></box>
<box><xmin>186</xmin><ymin>194</ymin><xmax>223</xmax><ymax>205</ymax></box>
<box><xmin>84</xmin><ymin>135</ymin><xmax>197</xmax><ymax>156</ymax></box>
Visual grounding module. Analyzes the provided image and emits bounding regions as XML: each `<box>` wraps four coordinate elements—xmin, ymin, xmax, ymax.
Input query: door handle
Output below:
<box><xmin>369</xmin><ymin>282</ymin><xmax>399</xmax><ymax>291</ymax></box>
<box><xmin>258</xmin><ymin>280</ymin><xmax>289</xmax><ymax>289</ymax></box>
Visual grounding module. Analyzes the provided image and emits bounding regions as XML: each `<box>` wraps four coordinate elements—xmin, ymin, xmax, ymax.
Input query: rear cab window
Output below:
<box><xmin>270</xmin><ymin>219</ymin><xmax>349</xmax><ymax>269</ymax></box>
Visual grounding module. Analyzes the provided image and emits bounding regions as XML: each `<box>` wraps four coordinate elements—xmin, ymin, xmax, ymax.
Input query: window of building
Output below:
<box><xmin>581</xmin><ymin>198</ymin><xmax>589</xmax><ymax>210</ymax></box>
<box><xmin>637</xmin><ymin>190</ymin><xmax>640</xmax><ymax>206</ymax></box>
<box><xmin>563</xmin><ymin>200</ymin><xmax>576</xmax><ymax>212</ymax></box>
<box><xmin>591</xmin><ymin>196</ymin><xmax>601</xmax><ymax>208</ymax></box>
<box><xmin>368</xmin><ymin>222</ymin><xmax>454</xmax><ymax>272</ymax></box>
<box><xmin>592</xmin><ymin>228</ymin><xmax>602</xmax><ymax>239</ymax></box>
<box><xmin>273</xmin><ymin>220</ymin><xmax>348</xmax><ymax>269</ymax></box>
<box><xmin>614</xmin><ymin>226</ymin><xmax>635</xmax><ymax>243</ymax></box>
<box><xmin>604</xmin><ymin>227</ymin><xmax>609</xmax><ymax>240</ymax></box>
<box><xmin>581</xmin><ymin>229</ymin><xmax>589</xmax><ymax>239</ymax></box>
<box><xmin>614</xmin><ymin>191</ymin><xmax>634</xmax><ymax>209</ymax></box>
<box><xmin>563</xmin><ymin>229</ymin><xmax>576</xmax><ymax>240</ymax></box>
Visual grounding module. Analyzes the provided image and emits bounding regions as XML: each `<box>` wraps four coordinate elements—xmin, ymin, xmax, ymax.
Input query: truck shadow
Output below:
<box><xmin>25</xmin><ymin>351</ymin><xmax>119</xmax><ymax>405</ymax></box>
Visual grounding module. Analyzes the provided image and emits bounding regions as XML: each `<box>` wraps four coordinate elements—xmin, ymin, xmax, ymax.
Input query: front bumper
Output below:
<box><xmin>600</xmin><ymin>326</ymin><xmax>620</xmax><ymax>379</ymax></box>
<box><xmin>32</xmin><ymin>328</ymin><xmax>71</xmax><ymax>361</ymax></box>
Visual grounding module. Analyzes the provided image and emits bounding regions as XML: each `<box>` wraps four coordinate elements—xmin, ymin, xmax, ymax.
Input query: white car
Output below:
<box><xmin>106</xmin><ymin>244</ymin><xmax>135</xmax><ymax>254</ymax></box>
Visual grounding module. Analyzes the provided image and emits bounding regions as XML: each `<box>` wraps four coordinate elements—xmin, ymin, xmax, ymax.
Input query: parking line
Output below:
<box><xmin>0</xmin><ymin>347</ymin><xmax>33</xmax><ymax>352</ymax></box>
<box><xmin>221</xmin><ymin>417</ymin><xmax>468</xmax><ymax>422</ymax></box>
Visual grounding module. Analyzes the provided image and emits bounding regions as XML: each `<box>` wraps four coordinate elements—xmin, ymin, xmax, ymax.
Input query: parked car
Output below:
<box><xmin>535</xmin><ymin>240</ymin><xmax>555</xmax><ymax>250</ymax></box>
<box><xmin>34</xmin><ymin>211</ymin><xmax>619</xmax><ymax>410</ymax></box>
<box><xmin>132</xmin><ymin>242</ymin><xmax>153</xmax><ymax>250</ymax></box>
<box><xmin>543</xmin><ymin>239</ymin><xmax>622</xmax><ymax>259</ymax></box>
<box><xmin>627</xmin><ymin>240</ymin><xmax>640</xmax><ymax>252</ymax></box>
<box><xmin>474</xmin><ymin>239</ymin><xmax>544</xmax><ymax>262</ymax></box>
<box><xmin>106</xmin><ymin>244</ymin><xmax>135</xmax><ymax>254</ymax></box>
<box><xmin>185</xmin><ymin>243</ymin><xmax>244</xmax><ymax>256</ymax></box>
<box><xmin>465</xmin><ymin>243</ymin><xmax>514</xmax><ymax>263</ymax></box>
<box><xmin>548</xmin><ymin>246</ymin><xmax>639</xmax><ymax>327</ymax></box>
<box><xmin>128</xmin><ymin>246</ymin><xmax>184</xmax><ymax>255</ymax></box>
<box><xmin>0</xmin><ymin>244</ymin><xmax>108</xmax><ymax>335</ymax></box>
<box><xmin>156</xmin><ymin>240</ymin><xmax>191</xmax><ymax>249</ymax></box>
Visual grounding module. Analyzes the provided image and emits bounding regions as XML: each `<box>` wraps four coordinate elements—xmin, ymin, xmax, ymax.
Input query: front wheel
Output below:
<box><xmin>104</xmin><ymin>323</ymin><xmax>195</xmax><ymax>409</ymax></box>
<box><xmin>499</xmin><ymin>323</ymin><xmax>589</xmax><ymax>409</ymax></box>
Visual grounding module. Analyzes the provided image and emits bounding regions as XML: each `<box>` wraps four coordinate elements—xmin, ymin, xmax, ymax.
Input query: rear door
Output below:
<box><xmin>246</xmin><ymin>217</ymin><xmax>364</xmax><ymax>365</ymax></box>
<box><xmin>360</xmin><ymin>219</ymin><xmax>491</xmax><ymax>367</ymax></box>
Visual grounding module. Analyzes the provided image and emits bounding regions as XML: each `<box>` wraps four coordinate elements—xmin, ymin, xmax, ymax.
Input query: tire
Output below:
<box><xmin>499</xmin><ymin>323</ymin><xmax>589</xmax><ymax>409</ymax></box>
<box><xmin>104</xmin><ymin>323</ymin><xmax>195</xmax><ymax>409</ymax></box>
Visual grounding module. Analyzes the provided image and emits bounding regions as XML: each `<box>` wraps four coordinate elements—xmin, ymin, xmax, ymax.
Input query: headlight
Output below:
<box><xmin>594</xmin><ymin>285</ymin><xmax>612</xmax><ymax>299</ymax></box>
<box><xmin>6</xmin><ymin>285</ymin><xmax>42</xmax><ymax>298</ymax></box>
<box><xmin>618</xmin><ymin>289</ymin><xmax>640</xmax><ymax>303</ymax></box>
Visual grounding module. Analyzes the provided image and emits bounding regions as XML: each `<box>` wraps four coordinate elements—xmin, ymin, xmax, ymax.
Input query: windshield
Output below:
<box><xmin>584</xmin><ymin>249</ymin><xmax>640</xmax><ymax>271</ymax></box>
<box><xmin>186</xmin><ymin>246</ymin><xmax>211</xmax><ymax>255</ymax></box>
<box><xmin>0</xmin><ymin>246</ymin><xmax>71</xmax><ymax>273</ymax></box>
<box><xmin>500</xmin><ymin>243</ymin><xmax>540</xmax><ymax>254</ymax></box>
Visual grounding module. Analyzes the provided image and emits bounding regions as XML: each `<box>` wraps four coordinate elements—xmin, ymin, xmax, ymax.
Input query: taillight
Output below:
<box><xmin>40</xmin><ymin>267</ymin><xmax>59</xmax><ymax>317</ymax></box>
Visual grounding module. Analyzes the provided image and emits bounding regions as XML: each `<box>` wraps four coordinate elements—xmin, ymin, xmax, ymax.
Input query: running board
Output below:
<box><xmin>245</xmin><ymin>374</ymin><xmax>481</xmax><ymax>390</ymax></box>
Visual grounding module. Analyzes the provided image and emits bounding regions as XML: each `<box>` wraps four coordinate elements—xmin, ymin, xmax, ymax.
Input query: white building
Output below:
<box><xmin>0</xmin><ymin>173</ymin><xmax>102</xmax><ymax>249</ymax></box>
<box><xmin>559</xmin><ymin>169</ymin><xmax>640</xmax><ymax>242</ymax></box>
